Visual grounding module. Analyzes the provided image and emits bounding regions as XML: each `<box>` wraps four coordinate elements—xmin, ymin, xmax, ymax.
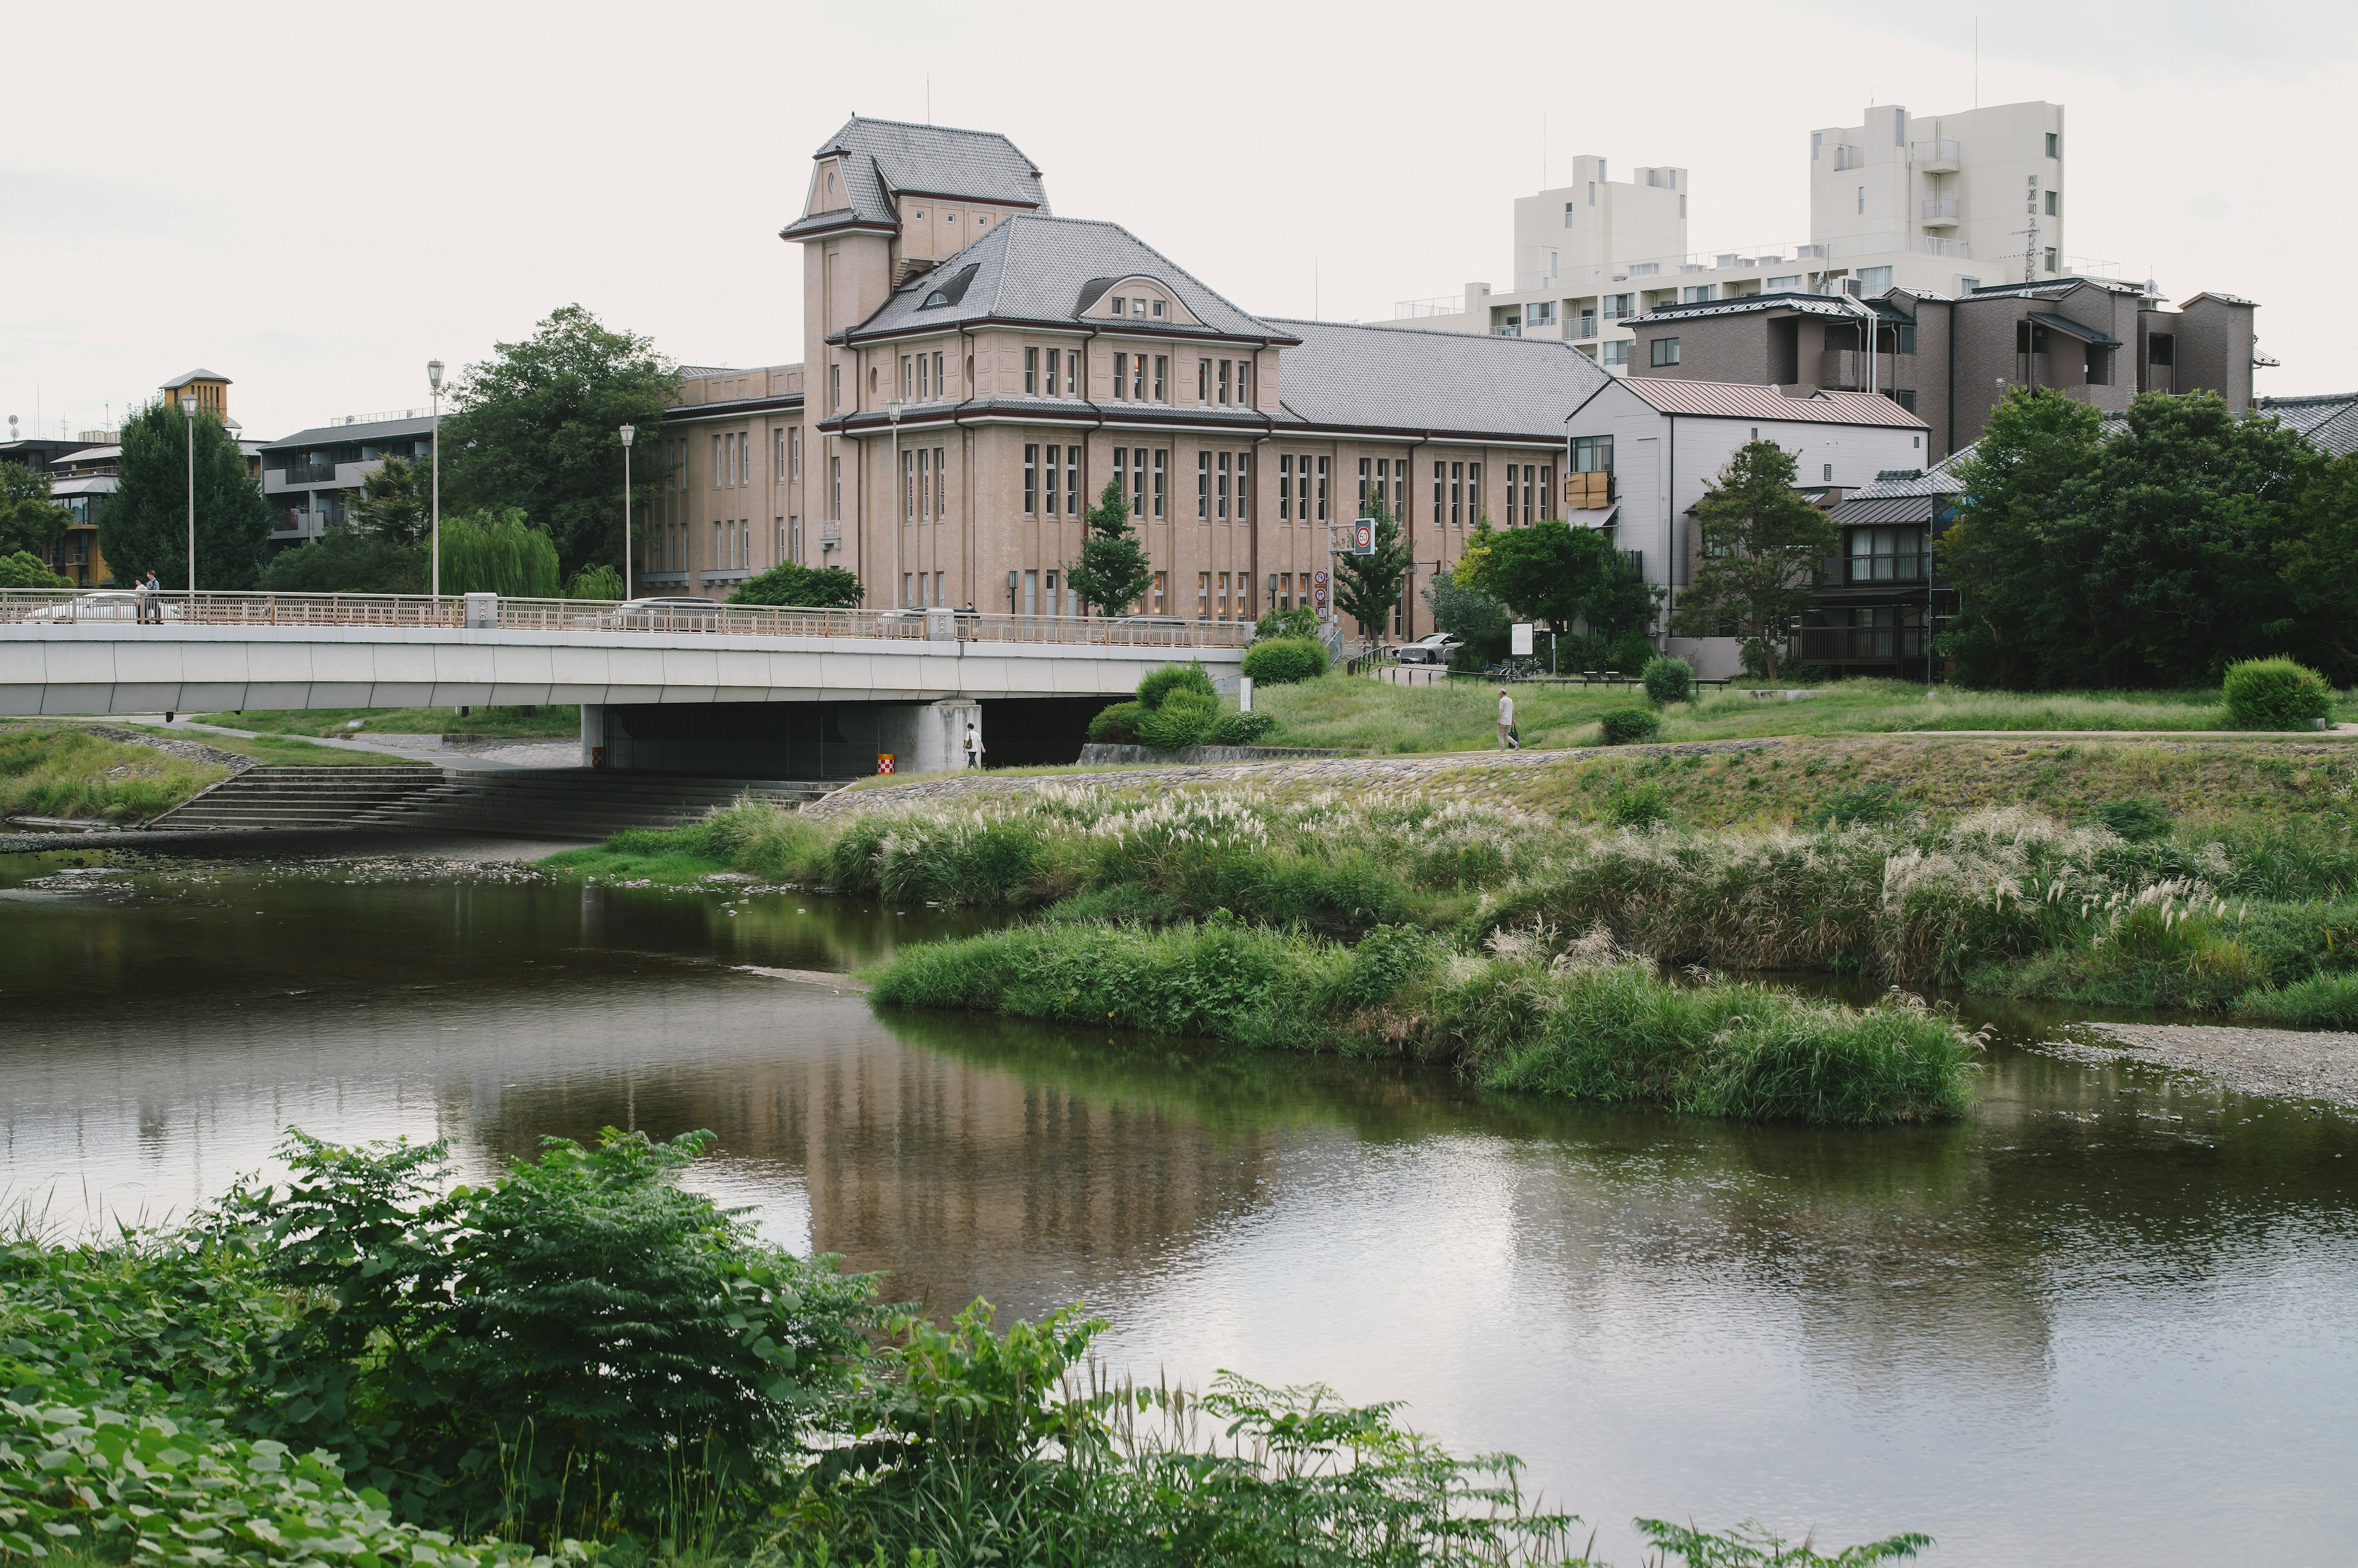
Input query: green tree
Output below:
<box><xmin>350</xmin><ymin>452</ymin><xmax>432</xmax><ymax>546</ymax></box>
<box><xmin>1066</xmin><ymin>477</ymin><xmax>1152</xmax><ymax>615</ymax></box>
<box><xmin>99</xmin><ymin>399</ymin><xmax>271</xmax><ymax>589</ymax></box>
<box><xmin>1934</xmin><ymin>387</ymin><xmax>2104</xmax><ymax>688</ymax></box>
<box><xmin>1332</xmin><ymin>494</ymin><xmax>1414</xmax><ymax>650</ymax></box>
<box><xmin>1422</xmin><ymin>572</ymin><xmax>1509</xmax><ymax>666</ymax></box>
<box><xmin>259</xmin><ymin>534</ymin><xmax>427</xmax><ymax>595</ymax></box>
<box><xmin>0</xmin><ymin>550</ymin><xmax>71</xmax><ymax>589</ymax></box>
<box><xmin>2278</xmin><ymin>448</ymin><xmax>2358</xmax><ymax>680</ymax></box>
<box><xmin>441</xmin><ymin>305</ymin><xmax>680</xmax><ymax>578</ymax></box>
<box><xmin>1671</xmin><ymin>438</ymin><xmax>1836</xmax><ymax>680</ymax></box>
<box><xmin>732</xmin><ymin>559</ymin><xmax>865</xmax><ymax>608</ymax></box>
<box><xmin>437</xmin><ymin>508</ymin><xmax>561</xmax><ymax>597</ymax></box>
<box><xmin>0</xmin><ymin>462</ymin><xmax>68</xmax><ymax>559</ymax></box>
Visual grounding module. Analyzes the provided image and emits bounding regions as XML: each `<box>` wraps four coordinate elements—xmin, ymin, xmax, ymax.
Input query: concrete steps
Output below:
<box><xmin>147</xmin><ymin>767</ymin><xmax>448</xmax><ymax>831</ymax></box>
<box><xmin>147</xmin><ymin>766</ymin><xmax>841</xmax><ymax>840</ymax></box>
<box><xmin>364</xmin><ymin>769</ymin><xmax>838</xmax><ymax>840</ymax></box>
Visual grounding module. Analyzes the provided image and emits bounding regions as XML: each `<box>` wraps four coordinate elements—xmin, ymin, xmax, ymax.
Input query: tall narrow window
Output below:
<box><xmin>1132</xmin><ymin>354</ymin><xmax>1146</xmax><ymax>400</ymax></box>
<box><xmin>1540</xmin><ymin>465</ymin><xmax>1553</xmax><ymax>519</ymax></box>
<box><xmin>1218</xmin><ymin>360</ymin><xmax>1231</xmax><ymax>405</ymax></box>
<box><xmin>1198</xmin><ymin>360</ymin><xmax>1211</xmax><ymax>402</ymax></box>
<box><xmin>1358</xmin><ymin>457</ymin><xmax>1371</xmax><ymax>510</ymax></box>
<box><xmin>901</xmin><ymin>355</ymin><xmax>913</xmax><ymax>400</ymax></box>
<box><xmin>932</xmin><ymin>351</ymin><xmax>944</xmax><ymax>397</ymax></box>
<box><xmin>1433</xmin><ymin>462</ymin><xmax>1444</xmax><ymax>525</ymax></box>
<box><xmin>1505</xmin><ymin>465</ymin><xmax>1519</xmax><ymax>525</ymax></box>
<box><xmin>830</xmin><ymin>365</ymin><xmax>841</xmax><ymax>411</ymax></box>
<box><xmin>790</xmin><ymin>426</ymin><xmax>801</xmax><ymax>478</ymax></box>
<box><xmin>1066</xmin><ymin>450</ymin><xmax>1079</xmax><ymax>517</ymax></box>
<box><xmin>1025</xmin><ymin>347</ymin><xmax>1039</xmax><ymax>395</ymax></box>
<box><xmin>1197</xmin><ymin>572</ymin><xmax>1210</xmax><ymax>620</ymax></box>
<box><xmin>1153</xmin><ymin>450</ymin><xmax>1166</xmax><ymax>518</ymax></box>
<box><xmin>1217</xmin><ymin>452</ymin><xmax>1231</xmax><ymax>520</ymax></box>
<box><xmin>1450</xmin><ymin>462</ymin><xmax>1463</xmax><ymax>527</ymax></box>
<box><xmin>1236</xmin><ymin>452</ymin><xmax>1250</xmax><ymax>521</ymax></box>
<box><xmin>1280</xmin><ymin>455</ymin><xmax>1294</xmax><ymax>521</ymax></box>
<box><xmin>1064</xmin><ymin>349</ymin><xmax>1078</xmax><ymax>397</ymax></box>
<box><xmin>1316</xmin><ymin>456</ymin><xmax>1329</xmax><ymax>522</ymax></box>
<box><xmin>1154</xmin><ymin>356</ymin><xmax>1168</xmax><ymax>401</ymax></box>
<box><xmin>1197</xmin><ymin>452</ymin><xmax>1210</xmax><ymax>520</ymax></box>
<box><xmin>1468</xmin><ymin>464</ymin><xmax>1481</xmax><ymax>522</ymax></box>
<box><xmin>830</xmin><ymin>454</ymin><xmax>840</xmax><ymax>518</ymax></box>
<box><xmin>1024</xmin><ymin>443</ymin><xmax>1038</xmax><ymax>515</ymax></box>
<box><xmin>1045</xmin><ymin>446</ymin><xmax>1061</xmax><ymax>516</ymax></box>
<box><xmin>1113</xmin><ymin>352</ymin><xmax>1129</xmax><ymax>400</ymax></box>
<box><xmin>918</xmin><ymin>449</ymin><xmax>931</xmax><ymax>520</ymax></box>
<box><xmin>1130</xmin><ymin>447</ymin><xmax>1146</xmax><ymax>516</ymax></box>
<box><xmin>713</xmin><ymin>435</ymin><xmax>723</xmax><ymax>488</ymax></box>
<box><xmin>1235</xmin><ymin>359</ymin><xmax>1251</xmax><ymax>406</ymax></box>
<box><xmin>902</xmin><ymin>449</ymin><xmax>915</xmax><ymax>521</ymax></box>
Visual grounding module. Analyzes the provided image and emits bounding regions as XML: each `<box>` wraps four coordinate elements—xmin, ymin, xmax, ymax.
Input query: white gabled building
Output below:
<box><xmin>1560</xmin><ymin>377</ymin><xmax>1930</xmax><ymax>678</ymax></box>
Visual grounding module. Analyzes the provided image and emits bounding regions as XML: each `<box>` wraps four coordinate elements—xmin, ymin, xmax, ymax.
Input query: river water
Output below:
<box><xmin>2</xmin><ymin>842</ymin><xmax>2354</xmax><ymax>1565</ymax></box>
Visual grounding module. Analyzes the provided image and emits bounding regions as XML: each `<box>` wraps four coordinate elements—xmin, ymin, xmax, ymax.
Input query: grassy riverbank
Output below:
<box><xmin>0</xmin><ymin>723</ymin><xmax>229</xmax><ymax>821</ymax></box>
<box><xmin>1253</xmin><ymin>672</ymin><xmax>2358</xmax><ymax>754</ymax></box>
<box><xmin>547</xmin><ymin>755</ymin><xmax>2357</xmax><ymax>1017</ymax></box>
<box><xmin>1</xmin><ymin>1131</ymin><xmax>1929</xmax><ymax>1568</ymax></box>
<box><xmin>193</xmin><ymin>704</ymin><xmax>580</xmax><ymax>738</ymax></box>
<box><xmin>871</xmin><ymin>918</ymin><xmax>1976</xmax><ymax>1125</ymax></box>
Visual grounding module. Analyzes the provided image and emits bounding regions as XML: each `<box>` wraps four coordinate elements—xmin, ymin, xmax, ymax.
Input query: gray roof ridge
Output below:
<box><xmin>818</xmin><ymin>114</ymin><xmax>1036</xmax><ymax>151</ymax></box>
<box><xmin>1022</xmin><ymin>216</ymin><xmax>1289</xmax><ymax>336</ymax></box>
<box><xmin>1267</xmin><ymin>316</ymin><xmax>1589</xmax><ymax>349</ymax></box>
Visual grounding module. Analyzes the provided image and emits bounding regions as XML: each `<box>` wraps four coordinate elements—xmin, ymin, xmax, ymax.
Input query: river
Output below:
<box><xmin>2</xmin><ymin>840</ymin><xmax>2353</xmax><ymax>1565</ymax></box>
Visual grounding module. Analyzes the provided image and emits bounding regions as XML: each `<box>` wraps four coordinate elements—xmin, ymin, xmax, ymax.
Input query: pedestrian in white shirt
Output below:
<box><xmin>1497</xmin><ymin>688</ymin><xmax>1518</xmax><ymax>750</ymax></box>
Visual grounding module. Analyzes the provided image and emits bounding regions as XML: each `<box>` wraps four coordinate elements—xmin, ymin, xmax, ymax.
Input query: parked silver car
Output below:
<box><xmin>1392</xmin><ymin>632</ymin><xmax>1461</xmax><ymax>665</ymax></box>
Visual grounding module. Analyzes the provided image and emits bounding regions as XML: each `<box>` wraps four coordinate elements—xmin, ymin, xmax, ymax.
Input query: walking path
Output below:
<box><xmin>1894</xmin><ymin>725</ymin><xmax>2358</xmax><ymax>739</ymax></box>
<box><xmin>112</xmin><ymin>715</ymin><xmax>574</xmax><ymax>770</ymax></box>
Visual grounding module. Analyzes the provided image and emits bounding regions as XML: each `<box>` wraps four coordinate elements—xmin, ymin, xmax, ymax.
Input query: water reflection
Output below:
<box><xmin>1</xmin><ymin>848</ymin><xmax>2354</xmax><ymax>1564</ymax></box>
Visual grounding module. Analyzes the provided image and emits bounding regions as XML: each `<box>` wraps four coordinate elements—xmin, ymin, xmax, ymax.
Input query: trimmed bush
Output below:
<box><xmin>1210</xmin><ymin>710</ymin><xmax>1277</xmax><ymax>745</ymax></box>
<box><xmin>1641</xmin><ymin>654</ymin><xmax>1694</xmax><ymax>706</ymax></box>
<box><xmin>1136</xmin><ymin>662</ymin><xmax>1216</xmax><ymax>710</ymax></box>
<box><xmin>1241</xmin><ymin>635</ymin><xmax>1329</xmax><ymax>685</ymax></box>
<box><xmin>1087</xmin><ymin>700</ymin><xmax>1146</xmax><ymax>743</ymax></box>
<box><xmin>1597</xmin><ymin>706</ymin><xmax>1661</xmax><ymax>745</ymax></box>
<box><xmin>2222</xmin><ymin>656</ymin><xmax>2332</xmax><ymax>731</ymax></box>
<box><xmin>1137</xmin><ymin>690</ymin><xmax>1220</xmax><ymax>750</ymax></box>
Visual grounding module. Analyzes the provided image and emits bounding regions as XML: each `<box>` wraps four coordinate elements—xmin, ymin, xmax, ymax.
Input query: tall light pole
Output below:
<box><xmin>885</xmin><ymin>399</ymin><xmax>904</xmax><ymax>607</ymax></box>
<box><xmin>618</xmin><ymin>424</ymin><xmax>636</xmax><ymax>599</ymax></box>
<box><xmin>427</xmin><ymin>359</ymin><xmax>445</xmax><ymax>602</ymax></box>
<box><xmin>180</xmin><ymin>394</ymin><xmax>197</xmax><ymax>607</ymax></box>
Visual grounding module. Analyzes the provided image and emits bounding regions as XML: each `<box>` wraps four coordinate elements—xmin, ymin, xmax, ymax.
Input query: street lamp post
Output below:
<box><xmin>427</xmin><ymin>359</ymin><xmax>445</xmax><ymax>603</ymax></box>
<box><xmin>885</xmin><ymin>400</ymin><xmax>905</xmax><ymax>607</ymax></box>
<box><xmin>619</xmin><ymin>424</ymin><xmax>636</xmax><ymax>600</ymax></box>
<box><xmin>180</xmin><ymin>394</ymin><xmax>197</xmax><ymax>607</ymax></box>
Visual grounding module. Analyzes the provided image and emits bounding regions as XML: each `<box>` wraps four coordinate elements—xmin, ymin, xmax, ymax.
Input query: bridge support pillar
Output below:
<box><xmin>879</xmin><ymin>699</ymin><xmax>979</xmax><ymax>775</ymax></box>
<box><xmin>580</xmin><ymin>703</ymin><xmax>607</xmax><ymax>768</ymax></box>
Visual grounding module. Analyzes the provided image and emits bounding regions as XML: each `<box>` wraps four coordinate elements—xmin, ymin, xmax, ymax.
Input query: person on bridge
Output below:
<box><xmin>963</xmin><ymin>723</ymin><xmax>985</xmax><ymax>769</ymax></box>
<box><xmin>137</xmin><ymin>570</ymin><xmax>162</xmax><ymax>624</ymax></box>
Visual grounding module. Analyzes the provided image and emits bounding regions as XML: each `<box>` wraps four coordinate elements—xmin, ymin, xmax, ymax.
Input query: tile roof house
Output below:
<box><xmin>648</xmin><ymin>116</ymin><xmax>1627</xmax><ymax>648</ymax></box>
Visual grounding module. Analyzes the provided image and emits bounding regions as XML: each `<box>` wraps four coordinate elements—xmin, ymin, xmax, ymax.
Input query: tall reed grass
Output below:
<box><xmin>0</xmin><ymin>723</ymin><xmax>228</xmax><ymax>821</ymax></box>
<box><xmin>870</xmin><ymin>917</ymin><xmax>1977</xmax><ymax>1125</ymax></box>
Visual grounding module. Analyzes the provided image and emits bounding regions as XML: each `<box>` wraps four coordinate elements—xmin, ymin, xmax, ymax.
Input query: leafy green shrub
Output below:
<box><xmin>1086</xmin><ymin>701</ymin><xmax>1146</xmax><ymax>743</ymax></box>
<box><xmin>227</xmin><ymin>1129</ymin><xmax>872</xmax><ymax>1537</ymax></box>
<box><xmin>1811</xmin><ymin>783</ymin><xmax>1909</xmax><ymax>826</ymax></box>
<box><xmin>564</xmin><ymin>563</ymin><xmax>623</xmax><ymax>600</ymax></box>
<box><xmin>1251</xmin><ymin>604</ymin><xmax>1319</xmax><ymax>640</ymax></box>
<box><xmin>1606</xmin><ymin>779</ymin><xmax>1670</xmax><ymax>827</ymax></box>
<box><xmin>1597</xmin><ymin>706</ymin><xmax>1660</xmax><ymax>745</ymax></box>
<box><xmin>1135</xmin><ymin>662</ymin><xmax>1216</xmax><ymax>710</ymax></box>
<box><xmin>731</xmin><ymin>559</ymin><xmax>864</xmax><ymax>608</ymax></box>
<box><xmin>437</xmin><ymin>508</ymin><xmax>561</xmax><ymax>598</ymax></box>
<box><xmin>1209</xmin><ymin>710</ymin><xmax>1276</xmax><ymax>745</ymax></box>
<box><xmin>1240</xmin><ymin>635</ymin><xmax>1328</xmax><ymax>685</ymax></box>
<box><xmin>1641</xmin><ymin>654</ymin><xmax>1694</xmax><ymax>706</ymax></box>
<box><xmin>0</xmin><ymin>549</ymin><xmax>71</xmax><ymax>588</ymax></box>
<box><xmin>259</xmin><ymin>533</ymin><xmax>427</xmax><ymax>594</ymax></box>
<box><xmin>2222</xmin><ymin>656</ymin><xmax>2332</xmax><ymax>730</ymax></box>
<box><xmin>2091</xmin><ymin>798</ymin><xmax>2173</xmax><ymax>842</ymax></box>
<box><xmin>1137</xmin><ymin>690</ymin><xmax>1220</xmax><ymax>750</ymax></box>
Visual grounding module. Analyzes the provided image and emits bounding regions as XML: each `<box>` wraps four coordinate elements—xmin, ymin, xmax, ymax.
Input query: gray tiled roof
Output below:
<box><xmin>1622</xmin><ymin>291</ymin><xmax>1881</xmax><ymax>327</ymax></box>
<box><xmin>1832</xmin><ymin>493</ymin><xmax>1953</xmax><ymax>525</ymax></box>
<box><xmin>1270</xmin><ymin>320</ymin><xmax>1613</xmax><ymax>439</ymax></box>
<box><xmin>2027</xmin><ymin>310</ymin><xmax>2121</xmax><ymax>347</ymax></box>
<box><xmin>263</xmin><ymin>414</ymin><xmax>435</xmax><ymax>450</ymax></box>
<box><xmin>2257</xmin><ymin>392</ymin><xmax>2358</xmax><ymax>456</ymax></box>
<box><xmin>812</xmin><ymin>117</ymin><xmax>1048</xmax><ymax>228</ymax></box>
<box><xmin>842</xmin><ymin>215</ymin><xmax>1293</xmax><ymax>344</ymax></box>
<box><xmin>1841</xmin><ymin>468</ymin><xmax>1965</xmax><ymax>501</ymax></box>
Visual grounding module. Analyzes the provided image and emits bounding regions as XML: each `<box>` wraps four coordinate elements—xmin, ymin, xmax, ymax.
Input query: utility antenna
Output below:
<box><xmin>1314</xmin><ymin>258</ymin><xmax>1320</xmax><ymax>320</ymax></box>
<box><xmin>1543</xmin><ymin>113</ymin><xmax>1547</xmax><ymax>188</ymax></box>
<box><xmin>925</xmin><ymin>75</ymin><xmax>932</xmax><ymax>124</ymax></box>
<box><xmin>1974</xmin><ymin>16</ymin><xmax>1979</xmax><ymax>108</ymax></box>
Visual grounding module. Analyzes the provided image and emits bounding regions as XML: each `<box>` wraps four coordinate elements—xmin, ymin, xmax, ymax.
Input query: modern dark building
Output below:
<box><xmin>1797</xmin><ymin>466</ymin><xmax>1964</xmax><ymax>675</ymax></box>
<box><xmin>1621</xmin><ymin>279</ymin><xmax>2259</xmax><ymax>461</ymax></box>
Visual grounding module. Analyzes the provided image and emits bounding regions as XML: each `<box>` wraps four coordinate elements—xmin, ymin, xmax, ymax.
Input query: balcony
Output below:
<box><xmin>1797</xmin><ymin>625</ymin><xmax>1929</xmax><ymax>664</ymax></box>
<box><xmin>1832</xmin><ymin>144</ymin><xmax>1865</xmax><ymax>171</ymax></box>
<box><xmin>1845</xmin><ymin>552</ymin><xmax>1928</xmax><ymax>584</ymax></box>
<box><xmin>1909</xmin><ymin>137</ymin><xmax>1961</xmax><ymax>173</ymax></box>
<box><xmin>1570</xmin><ymin>316</ymin><xmax>1598</xmax><ymax>340</ymax></box>
<box><xmin>1920</xmin><ymin>196</ymin><xmax>1959</xmax><ymax>229</ymax></box>
<box><xmin>281</xmin><ymin>460</ymin><xmax>337</xmax><ymax>484</ymax></box>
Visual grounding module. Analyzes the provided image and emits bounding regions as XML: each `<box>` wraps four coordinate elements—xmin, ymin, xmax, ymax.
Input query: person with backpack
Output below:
<box><xmin>963</xmin><ymin>721</ymin><xmax>984</xmax><ymax>769</ymax></box>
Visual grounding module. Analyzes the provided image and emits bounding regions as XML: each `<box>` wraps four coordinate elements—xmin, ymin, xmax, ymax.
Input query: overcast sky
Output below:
<box><xmin>6</xmin><ymin>0</ymin><xmax>2353</xmax><ymax>443</ymax></box>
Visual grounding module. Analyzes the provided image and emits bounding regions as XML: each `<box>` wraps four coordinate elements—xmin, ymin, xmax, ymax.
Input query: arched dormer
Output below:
<box><xmin>1075</xmin><ymin>275</ymin><xmax>1196</xmax><ymax>328</ymax></box>
<box><xmin>809</xmin><ymin>158</ymin><xmax>848</xmax><ymax>215</ymax></box>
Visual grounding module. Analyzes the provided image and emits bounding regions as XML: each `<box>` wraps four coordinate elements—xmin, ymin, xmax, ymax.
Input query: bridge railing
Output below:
<box><xmin>0</xmin><ymin>589</ymin><xmax>1253</xmax><ymax>649</ymax></box>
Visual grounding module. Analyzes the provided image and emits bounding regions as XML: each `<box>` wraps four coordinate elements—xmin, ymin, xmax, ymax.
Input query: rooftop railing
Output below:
<box><xmin>0</xmin><ymin>589</ymin><xmax>1254</xmax><ymax>648</ymax></box>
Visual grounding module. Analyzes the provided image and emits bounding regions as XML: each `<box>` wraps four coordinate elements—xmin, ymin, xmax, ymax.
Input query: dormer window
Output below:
<box><xmin>1133</xmin><ymin>300</ymin><xmax>1146</xmax><ymax>318</ymax></box>
<box><xmin>1111</xmin><ymin>297</ymin><xmax>1126</xmax><ymax>316</ymax></box>
<box><xmin>1151</xmin><ymin>300</ymin><xmax>1165</xmax><ymax>318</ymax></box>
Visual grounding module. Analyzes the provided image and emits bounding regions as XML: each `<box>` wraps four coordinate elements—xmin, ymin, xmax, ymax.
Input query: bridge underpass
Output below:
<box><xmin>1</xmin><ymin>592</ymin><xmax>1247</xmax><ymax>775</ymax></box>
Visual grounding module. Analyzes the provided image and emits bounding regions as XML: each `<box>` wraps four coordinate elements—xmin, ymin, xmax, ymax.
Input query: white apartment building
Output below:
<box><xmin>1400</xmin><ymin>101</ymin><xmax>2078</xmax><ymax>369</ymax></box>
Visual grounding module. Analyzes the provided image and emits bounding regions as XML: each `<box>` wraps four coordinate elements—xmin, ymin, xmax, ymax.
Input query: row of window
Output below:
<box><xmin>644</xmin><ymin>518</ymin><xmax>761</xmax><ymax>575</ymax></box>
<box><xmin>1196</xmin><ymin>451</ymin><xmax>1253</xmax><ymax>521</ymax></box>
<box><xmin>901</xmin><ymin>446</ymin><xmax>949</xmax><ymax>522</ymax></box>
<box><xmin>899</xmin><ymin>350</ymin><xmax>947</xmax><ymax>402</ymax></box>
<box><xmin>1196</xmin><ymin>357</ymin><xmax>1253</xmax><ymax>406</ymax></box>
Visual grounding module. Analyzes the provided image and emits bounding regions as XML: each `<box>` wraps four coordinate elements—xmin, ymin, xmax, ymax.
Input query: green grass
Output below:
<box><xmin>0</xmin><ymin>723</ymin><xmax>230</xmax><ymax>821</ymax></box>
<box><xmin>111</xmin><ymin>724</ymin><xmax>430</xmax><ymax>768</ymax></box>
<box><xmin>1252</xmin><ymin>672</ymin><xmax>2358</xmax><ymax>754</ymax></box>
<box><xmin>540</xmin><ymin>824</ymin><xmax>736</xmax><ymax>882</ymax></box>
<box><xmin>2237</xmin><ymin>971</ymin><xmax>2358</xmax><ymax>1028</ymax></box>
<box><xmin>192</xmin><ymin>704</ymin><xmax>578</xmax><ymax>738</ymax></box>
<box><xmin>869</xmin><ymin>917</ymin><xmax>1978</xmax><ymax>1125</ymax></box>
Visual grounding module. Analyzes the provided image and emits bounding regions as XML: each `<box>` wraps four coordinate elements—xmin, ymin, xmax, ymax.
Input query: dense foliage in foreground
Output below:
<box><xmin>0</xmin><ymin>1134</ymin><xmax>1930</xmax><ymax>1568</ymax></box>
<box><xmin>870</xmin><ymin>917</ymin><xmax>1978</xmax><ymax>1126</ymax></box>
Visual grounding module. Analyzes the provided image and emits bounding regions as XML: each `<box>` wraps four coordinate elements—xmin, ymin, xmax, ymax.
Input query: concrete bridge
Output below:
<box><xmin>0</xmin><ymin>591</ymin><xmax>1247</xmax><ymax>774</ymax></box>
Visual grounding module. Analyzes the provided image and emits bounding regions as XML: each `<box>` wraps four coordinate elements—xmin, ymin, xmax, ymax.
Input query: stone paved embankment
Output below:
<box><xmin>803</xmin><ymin>738</ymin><xmax>1783</xmax><ymax>818</ymax></box>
